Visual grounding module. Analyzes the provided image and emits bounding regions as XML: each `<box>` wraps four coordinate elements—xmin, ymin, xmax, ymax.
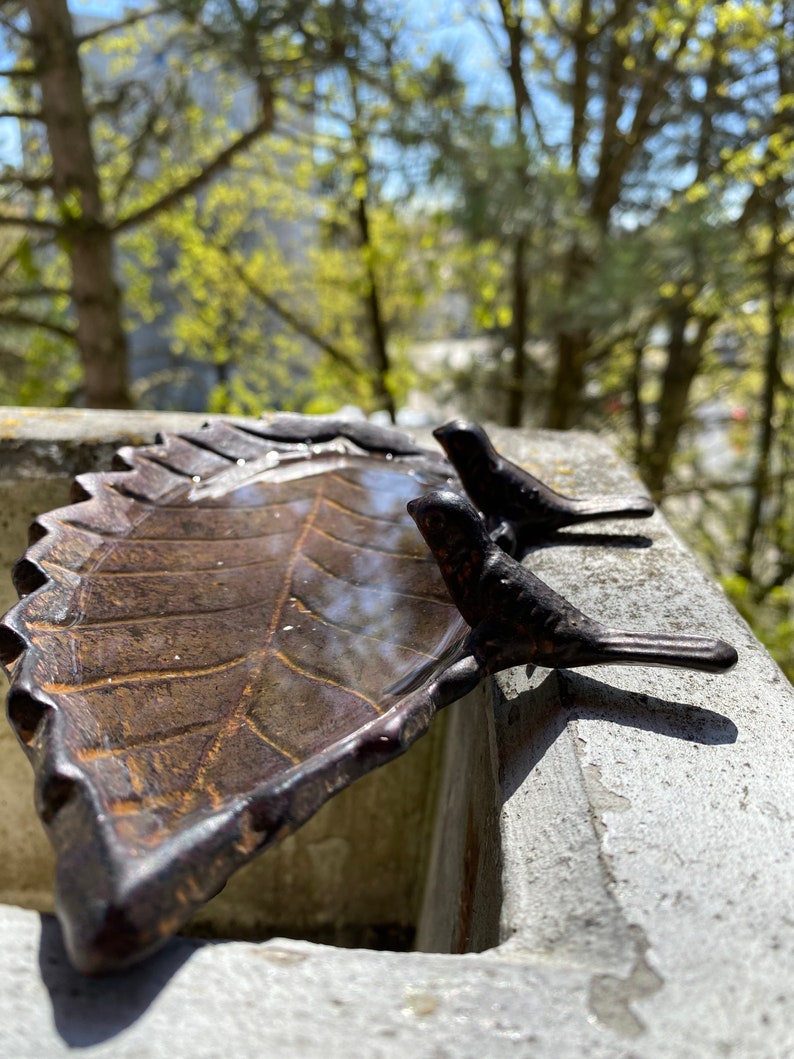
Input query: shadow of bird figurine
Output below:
<box><xmin>433</xmin><ymin>419</ymin><xmax>655</xmax><ymax>554</ymax></box>
<box><xmin>407</xmin><ymin>490</ymin><xmax>738</xmax><ymax>678</ymax></box>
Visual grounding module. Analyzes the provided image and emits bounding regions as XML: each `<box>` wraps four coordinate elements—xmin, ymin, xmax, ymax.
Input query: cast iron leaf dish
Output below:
<box><xmin>0</xmin><ymin>414</ymin><xmax>737</xmax><ymax>973</ymax></box>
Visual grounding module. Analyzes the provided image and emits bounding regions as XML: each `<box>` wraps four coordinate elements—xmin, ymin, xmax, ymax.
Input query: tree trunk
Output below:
<box><xmin>570</xmin><ymin>0</ymin><xmax>591</xmax><ymax>178</ymax></box>
<box><xmin>546</xmin><ymin>328</ymin><xmax>589</xmax><ymax>429</ymax></box>
<box><xmin>629</xmin><ymin>341</ymin><xmax>646</xmax><ymax>467</ymax></box>
<box><xmin>642</xmin><ymin>304</ymin><xmax>714</xmax><ymax>500</ymax></box>
<box><xmin>355</xmin><ymin>194</ymin><xmax>396</xmax><ymax>423</ymax></box>
<box><xmin>506</xmin><ymin>233</ymin><xmax>528</xmax><ymax>428</ymax></box>
<box><xmin>27</xmin><ymin>0</ymin><xmax>131</xmax><ymax>408</ymax></box>
<box><xmin>738</xmin><ymin>194</ymin><xmax>783</xmax><ymax>580</ymax></box>
<box><xmin>546</xmin><ymin>237</ymin><xmax>591</xmax><ymax>429</ymax></box>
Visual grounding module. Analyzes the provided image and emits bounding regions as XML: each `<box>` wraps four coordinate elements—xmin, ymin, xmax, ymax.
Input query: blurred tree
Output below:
<box><xmin>427</xmin><ymin>0</ymin><xmax>792</xmax><ymax>673</ymax></box>
<box><xmin>1</xmin><ymin>0</ymin><xmax>421</xmax><ymax>408</ymax></box>
<box><xmin>111</xmin><ymin>1</ymin><xmax>459</xmax><ymax>417</ymax></box>
<box><xmin>2</xmin><ymin>0</ymin><xmax>131</xmax><ymax>405</ymax></box>
<box><xmin>0</xmin><ymin>0</ymin><xmax>283</xmax><ymax>406</ymax></box>
<box><xmin>442</xmin><ymin>0</ymin><xmax>791</xmax><ymax>438</ymax></box>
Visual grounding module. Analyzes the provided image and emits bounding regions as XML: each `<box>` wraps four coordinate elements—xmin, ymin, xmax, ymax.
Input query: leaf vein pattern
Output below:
<box><xmin>308</xmin><ymin>522</ymin><xmax>418</xmax><ymax>560</ymax></box>
<box><xmin>41</xmin><ymin>655</ymin><xmax>249</xmax><ymax>694</ymax></box>
<box><xmin>25</xmin><ymin>598</ymin><xmax>271</xmax><ymax>631</ymax></box>
<box><xmin>289</xmin><ymin>597</ymin><xmax>439</xmax><ymax>662</ymax></box>
<box><xmin>321</xmin><ymin>493</ymin><xmax>403</xmax><ymax>525</ymax></box>
<box><xmin>272</xmin><ymin>650</ymin><xmax>382</xmax><ymax>715</ymax></box>
<box><xmin>57</xmin><ymin>516</ymin><xmax>294</xmax><ymax>544</ymax></box>
<box><xmin>77</xmin><ymin>715</ymin><xmax>229</xmax><ymax>761</ymax></box>
<box><xmin>299</xmin><ymin>551</ymin><xmax>447</xmax><ymax>604</ymax></box>
<box><xmin>188</xmin><ymin>486</ymin><xmax>329</xmax><ymax>789</ymax></box>
<box><xmin>39</xmin><ymin>555</ymin><xmax>284</xmax><ymax>580</ymax></box>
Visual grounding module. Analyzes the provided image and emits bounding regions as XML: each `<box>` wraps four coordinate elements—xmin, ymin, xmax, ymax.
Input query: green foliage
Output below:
<box><xmin>722</xmin><ymin>575</ymin><xmax>794</xmax><ymax>682</ymax></box>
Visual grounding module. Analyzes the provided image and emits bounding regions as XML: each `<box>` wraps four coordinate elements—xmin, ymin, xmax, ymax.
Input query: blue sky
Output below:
<box><xmin>0</xmin><ymin>0</ymin><xmax>512</xmax><ymax>169</ymax></box>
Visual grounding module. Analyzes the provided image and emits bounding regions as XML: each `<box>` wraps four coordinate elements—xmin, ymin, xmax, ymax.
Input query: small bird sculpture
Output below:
<box><xmin>408</xmin><ymin>490</ymin><xmax>738</xmax><ymax>678</ymax></box>
<box><xmin>433</xmin><ymin>419</ymin><xmax>655</xmax><ymax>553</ymax></box>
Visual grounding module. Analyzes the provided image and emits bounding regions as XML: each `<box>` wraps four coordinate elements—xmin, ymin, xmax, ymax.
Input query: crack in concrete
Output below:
<box><xmin>562</xmin><ymin>677</ymin><xmax>664</xmax><ymax>1038</ymax></box>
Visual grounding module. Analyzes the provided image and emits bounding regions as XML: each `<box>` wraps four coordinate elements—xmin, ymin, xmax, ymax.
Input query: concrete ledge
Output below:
<box><xmin>1</xmin><ymin>408</ymin><xmax>793</xmax><ymax>1056</ymax></box>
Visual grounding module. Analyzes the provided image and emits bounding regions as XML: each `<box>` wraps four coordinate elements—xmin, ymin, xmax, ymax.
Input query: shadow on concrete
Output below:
<box><xmin>38</xmin><ymin>914</ymin><xmax>203</xmax><ymax>1046</ymax></box>
<box><xmin>534</xmin><ymin>530</ymin><xmax>654</xmax><ymax>551</ymax></box>
<box><xmin>498</xmin><ymin>669</ymin><xmax>739</xmax><ymax>801</ymax></box>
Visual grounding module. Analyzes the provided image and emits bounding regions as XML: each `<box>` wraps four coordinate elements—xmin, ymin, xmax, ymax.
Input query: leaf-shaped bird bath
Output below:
<box><xmin>0</xmin><ymin>416</ymin><xmax>470</xmax><ymax>972</ymax></box>
<box><xmin>1</xmin><ymin>414</ymin><xmax>737</xmax><ymax>973</ymax></box>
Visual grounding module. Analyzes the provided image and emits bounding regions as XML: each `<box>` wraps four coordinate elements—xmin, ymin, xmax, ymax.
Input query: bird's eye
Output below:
<box><xmin>424</xmin><ymin>511</ymin><xmax>445</xmax><ymax>533</ymax></box>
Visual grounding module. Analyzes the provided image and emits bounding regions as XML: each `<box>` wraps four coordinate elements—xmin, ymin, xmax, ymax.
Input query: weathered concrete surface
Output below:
<box><xmin>0</xmin><ymin>902</ymin><xmax>625</xmax><ymax>1059</ymax></box>
<box><xmin>1</xmin><ymin>408</ymin><xmax>793</xmax><ymax>1057</ymax></box>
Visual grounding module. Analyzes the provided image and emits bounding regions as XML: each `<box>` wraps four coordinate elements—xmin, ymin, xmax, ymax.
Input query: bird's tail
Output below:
<box><xmin>561</xmin><ymin>495</ymin><xmax>655</xmax><ymax>526</ymax></box>
<box><xmin>592</xmin><ymin>629</ymin><xmax>738</xmax><ymax>673</ymax></box>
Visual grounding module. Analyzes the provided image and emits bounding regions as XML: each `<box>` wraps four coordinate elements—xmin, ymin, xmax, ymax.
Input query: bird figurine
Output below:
<box><xmin>433</xmin><ymin>419</ymin><xmax>655</xmax><ymax>554</ymax></box>
<box><xmin>408</xmin><ymin>490</ymin><xmax>738</xmax><ymax>679</ymax></box>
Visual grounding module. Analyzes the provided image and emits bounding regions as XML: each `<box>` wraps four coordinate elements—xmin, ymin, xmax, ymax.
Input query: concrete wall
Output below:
<box><xmin>1</xmin><ymin>408</ymin><xmax>793</xmax><ymax>1056</ymax></box>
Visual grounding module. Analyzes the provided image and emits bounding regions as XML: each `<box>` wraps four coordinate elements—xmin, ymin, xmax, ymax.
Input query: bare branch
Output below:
<box><xmin>0</xmin><ymin>309</ymin><xmax>75</xmax><ymax>339</ymax></box>
<box><xmin>221</xmin><ymin>249</ymin><xmax>360</xmax><ymax>375</ymax></box>
<box><xmin>111</xmin><ymin>115</ymin><xmax>273</xmax><ymax>234</ymax></box>
<box><xmin>0</xmin><ymin>284</ymin><xmax>69</xmax><ymax>300</ymax></box>
<box><xmin>535</xmin><ymin>0</ymin><xmax>567</xmax><ymax>38</ymax></box>
<box><xmin>75</xmin><ymin>6</ymin><xmax>165</xmax><ymax>46</ymax></box>
<box><xmin>0</xmin><ymin>214</ymin><xmax>58</xmax><ymax>231</ymax></box>
<box><xmin>0</xmin><ymin>342</ymin><xmax>28</xmax><ymax>363</ymax></box>
<box><xmin>473</xmin><ymin>7</ymin><xmax>503</xmax><ymax>56</ymax></box>
<box><xmin>0</xmin><ymin>233</ymin><xmax>33</xmax><ymax>278</ymax></box>
<box><xmin>0</xmin><ymin>171</ymin><xmax>53</xmax><ymax>191</ymax></box>
<box><xmin>0</xmin><ymin>108</ymin><xmax>42</xmax><ymax>121</ymax></box>
<box><xmin>110</xmin><ymin>107</ymin><xmax>161</xmax><ymax>204</ymax></box>
<box><xmin>0</xmin><ymin>65</ymin><xmax>37</xmax><ymax>78</ymax></box>
<box><xmin>491</xmin><ymin>0</ymin><xmax>548</xmax><ymax>154</ymax></box>
<box><xmin>0</xmin><ymin>12</ymin><xmax>31</xmax><ymax>41</ymax></box>
<box><xmin>591</xmin><ymin>15</ymin><xmax>697</xmax><ymax>219</ymax></box>
<box><xmin>599</xmin><ymin>0</ymin><xmax>640</xmax><ymax>36</ymax></box>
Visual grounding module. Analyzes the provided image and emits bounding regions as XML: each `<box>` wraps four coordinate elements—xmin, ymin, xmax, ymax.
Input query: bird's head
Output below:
<box><xmin>433</xmin><ymin>420</ymin><xmax>495</xmax><ymax>472</ymax></box>
<box><xmin>408</xmin><ymin>489</ymin><xmax>489</xmax><ymax>552</ymax></box>
<box><xmin>407</xmin><ymin>492</ymin><xmax>492</xmax><ymax>622</ymax></box>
